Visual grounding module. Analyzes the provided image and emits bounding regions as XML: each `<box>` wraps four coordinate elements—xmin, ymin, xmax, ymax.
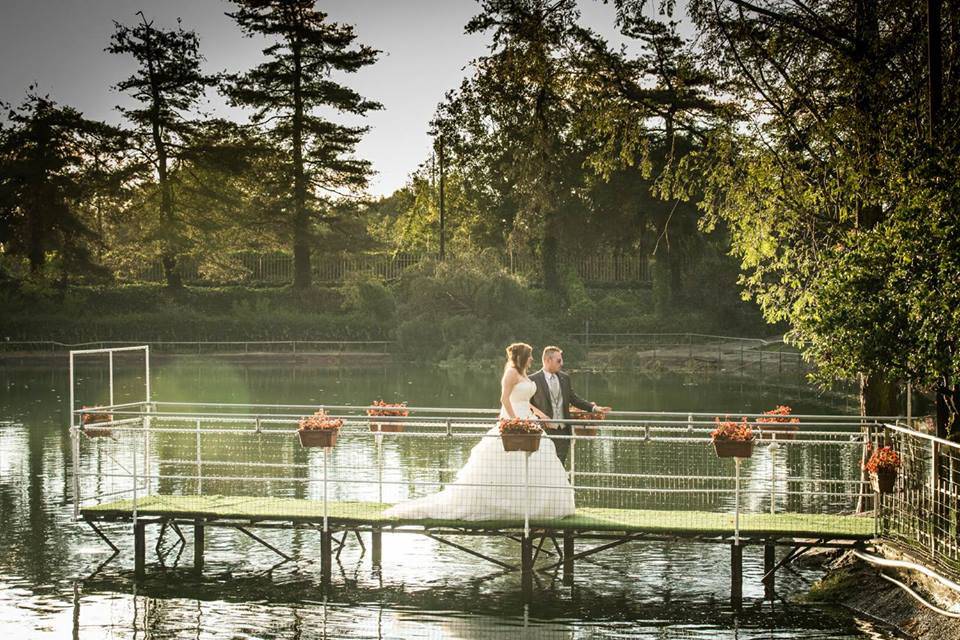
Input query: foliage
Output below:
<box><xmin>339</xmin><ymin>271</ymin><xmax>396</xmax><ymax>322</ymax></box>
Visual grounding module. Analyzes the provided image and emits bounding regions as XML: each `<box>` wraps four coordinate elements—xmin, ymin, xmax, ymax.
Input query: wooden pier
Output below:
<box><xmin>82</xmin><ymin>494</ymin><xmax>874</xmax><ymax>606</ymax></box>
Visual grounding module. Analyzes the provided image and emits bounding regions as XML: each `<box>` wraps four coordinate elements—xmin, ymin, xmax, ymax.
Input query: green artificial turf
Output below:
<box><xmin>82</xmin><ymin>494</ymin><xmax>874</xmax><ymax>538</ymax></box>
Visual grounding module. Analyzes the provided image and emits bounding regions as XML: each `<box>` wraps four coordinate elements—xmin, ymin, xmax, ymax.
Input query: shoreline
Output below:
<box><xmin>804</xmin><ymin>549</ymin><xmax>960</xmax><ymax>639</ymax></box>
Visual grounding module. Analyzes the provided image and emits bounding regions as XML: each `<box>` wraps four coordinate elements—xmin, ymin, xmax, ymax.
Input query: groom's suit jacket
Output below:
<box><xmin>528</xmin><ymin>369</ymin><xmax>594</xmax><ymax>465</ymax></box>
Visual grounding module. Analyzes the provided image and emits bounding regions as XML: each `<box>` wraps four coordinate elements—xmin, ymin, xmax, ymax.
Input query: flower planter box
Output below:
<box><xmin>369</xmin><ymin>421</ymin><xmax>405</xmax><ymax>433</ymax></box>
<box><xmin>871</xmin><ymin>469</ymin><xmax>897</xmax><ymax>494</ymax></box>
<box><xmin>298</xmin><ymin>429</ymin><xmax>338</xmax><ymax>448</ymax></box>
<box><xmin>501</xmin><ymin>432</ymin><xmax>541</xmax><ymax>453</ymax></box>
<box><xmin>713</xmin><ymin>439</ymin><xmax>754</xmax><ymax>458</ymax></box>
<box><xmin>573</xmin><ymin>425</ymin><xmax>600</xmax><ymax>437</ymax></box>
<box><xmin>758</xmin><ymin>424</ymin><xmax>799</xmax><ymax>441</ymax></box>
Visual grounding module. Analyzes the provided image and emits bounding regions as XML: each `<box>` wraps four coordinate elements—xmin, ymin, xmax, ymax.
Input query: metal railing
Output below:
<box><xmin>70</xmin><ymin>401</ymin><xmax>886</xmax><ymax>542</ymax></box>
<box><xmin>2</xmin><ymin>339</ymin><xmax>395</xmax><ymax>355</ymax></box>
<box><xmin>877</xmin><ymin>422</ymin><xmax>960</xmax><ymax>582</ymax></box>
<box><xmin>122</xmin><ymin>252</ymin><xmax>653</xmax><ymax>286</ymax></box>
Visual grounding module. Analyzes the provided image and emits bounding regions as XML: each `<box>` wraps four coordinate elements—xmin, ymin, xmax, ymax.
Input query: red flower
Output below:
<box><xmin>757</xmin><ymin>405</ymin><xmax>800</xmax><ymax>425</ymax></box>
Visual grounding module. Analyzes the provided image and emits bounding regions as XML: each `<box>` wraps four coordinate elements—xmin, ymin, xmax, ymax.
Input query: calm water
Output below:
<box><xmin>0</xmin><ymin>357</ymin><xmax>893</xmax><ymax>639</ymax></box>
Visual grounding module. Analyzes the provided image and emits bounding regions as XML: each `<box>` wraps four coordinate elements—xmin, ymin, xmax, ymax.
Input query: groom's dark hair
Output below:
<box><xmin>542</xmin><ymin>346</ymin><xmax>562</xmax><ymax>359</ymax></box>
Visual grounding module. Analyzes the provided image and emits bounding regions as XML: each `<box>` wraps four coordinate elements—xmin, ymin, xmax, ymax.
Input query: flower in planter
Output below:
<box><xmin>298</xmin><ymin>409</ymin><xmax>343</xmax><ymax>432</ymax></box>
<box><xmin>863</xmin><ymin>445</ymin><xmax>901</xmax><ymax>474</ymax></box>
<box><xmin>498</xmin><ymin>417</ymin><xmax>543</xmax><ymax>434</ymax></box>
<box><xmin>711</xmin><ymin>416</ymin><xmax>754</xmax><ymax>458</ymax></box>
<box><xmin>498</xmin><ymin>417</ymin><xmax>543</xmax><ymax>452</ymax></box>
<box><xmin>757</xmin><ymin>405</ymin><xmax>800</xmax><ymax>439</ymax></box>
<box><xmin>366</xmin><ymin>400</ymin><xmax>410</xmax><ymax>418</ymax></box>
<box><xmin>80</xmin><ymin>405</ymin><xmax>113</xmax><ymax>425</ymax></box>
<box><xmin>570</xmin><ymin>406</ymin><xmax>604</xmax><ymax>436</ymax></box>
<box><xmin>711</xmin><ymin>417</ymin><xmax>753</xmax><ymax>442</ymax></box>
<box><xmin>367</xmin><ymin>400</ymin><xmax>409</xmax><ymax>432</ymax></box>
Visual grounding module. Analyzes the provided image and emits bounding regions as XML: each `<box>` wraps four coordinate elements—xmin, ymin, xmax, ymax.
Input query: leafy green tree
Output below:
<box><xmin>107</xmin><ymin>11</ymin><xmax>220</xmax><ymax>289</ymax></box>
<box><xmin>223</xmin><ymin>0</ymin><xmax>381</xmax><ymax>289</ymax></box>
<box><xmin>0</xmin><ymin>88</ymin><xmax>124</xmax><ymax>283</ymax></box>
<box><xmin>674</xmin><ymin>0</ymin><xmax>959</xmax><ymax>427</ymax></box>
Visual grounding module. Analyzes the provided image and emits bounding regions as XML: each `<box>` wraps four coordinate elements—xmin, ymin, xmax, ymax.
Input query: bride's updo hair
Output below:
<box><xmin>505</xmin><ymin>342</ymin><xmax>533</xmax><ymax>375</ymax></box>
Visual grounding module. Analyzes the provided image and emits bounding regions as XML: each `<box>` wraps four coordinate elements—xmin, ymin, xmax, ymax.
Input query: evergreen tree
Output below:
<box><xmin>223</xmin><ymin>0</ymin><xmax>381</xmax><ymax>289</ymax></box>
<box><xmin>106</xmin><ymin>11</ymin><xmax>220</xmax><ymax>289</ymax></box>
<box><xmin>0</xmin><ymin>88</ymin><xmax>124</xmax><ymax>283</ymax></box>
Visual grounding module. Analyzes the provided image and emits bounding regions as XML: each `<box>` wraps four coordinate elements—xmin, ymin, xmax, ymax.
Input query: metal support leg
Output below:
<box><xmin>372</xmin><ymin>527</ymin><xmax>382</xmax><ymax>567</ymax></box>
<box><xmin>731</xmin><ymin>543</ymin><xmax>743</xmax><ymax>607</ymax></box>
<box><xmin>194</xmin><ymin>519</ymin><xmax>204</xmax><ymax>575</ymax></box>
<box><xmin>521</xmin><ymin>535</ymin><xmax>533</xmax><ymax>598</ymax></box>
<box><xmin>562</xmin><ymin>531</ymin><xmax>574</xmax><ymax>585</ymax></box>
<box><xmin>763</xmin><ymin>543</ymin><xmax>776</xmax><ymax>599</ymax></box>
<box><xmin>134</xmin><ymin>521</ymin><xmax>146</xmax><ymax>579</ymax></box>
<box><xmin>321</xmin><ymin>529</ymin><xmax>332</xmax><ymax>583</ymax></box>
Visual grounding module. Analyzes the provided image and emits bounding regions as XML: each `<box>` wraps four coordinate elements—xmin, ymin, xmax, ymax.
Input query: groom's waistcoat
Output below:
<box><xmin>529</xmin><ymin>369</ymin><xmax>593</xmax><ymax>421</ymax></box>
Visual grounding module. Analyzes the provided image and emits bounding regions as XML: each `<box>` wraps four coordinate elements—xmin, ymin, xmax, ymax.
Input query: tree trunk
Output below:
<box><xmin>291</xmin><ymin>39</ymin><xmax>311</xmax><ymax>290</ymax></box>
<box><xmin>859</xmin><ymin>373</ymin><xmax>900</xmax><ymax>418</ymax></box>
<box><xmin>936</xmin><ymin>381</ymin><xmax>960</xmax><ymax>439</ymax></box>
<box><xmin>542</xmin><ymin>209</ymin><xmax>561</xmax><ymax>295</ymax></box>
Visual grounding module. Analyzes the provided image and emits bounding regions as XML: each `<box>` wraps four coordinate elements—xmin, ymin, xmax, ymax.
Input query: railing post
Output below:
<box><xmin>734</xmin><ymin>457</ymin><xmax>741</xmax><ymax>544</ymax></box>
<box><xmin>523</xmin><ymin>451</ymin><xmax>530</xmax><ymax>539</ymax></box>
<box><xmin>196</xmin><ymin>418</ymin><xmax>202</xmax><ymax>495</ymax></box>
<box><xmin>932</xmin><ymin>439</ymin><xmax>939</xmax><ymax>558</ymax></box>
<box><xmin>769</xmin><ymin>437</ymin><xmax>779</xmax><ymax>515</ymax></box>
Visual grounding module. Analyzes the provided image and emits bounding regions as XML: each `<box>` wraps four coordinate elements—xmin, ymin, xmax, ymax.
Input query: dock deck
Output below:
<box><xmin>82</xmin><ymin>494</ymin><xmax>875</xmax><ymax>540</ymax></box>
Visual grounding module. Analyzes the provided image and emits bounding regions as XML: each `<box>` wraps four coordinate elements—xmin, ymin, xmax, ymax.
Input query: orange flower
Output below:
<box><xmin>366</xmin><ymin>400</ymin><xmax>410</xmax><ymax>417</ymax></box>
<box><xmin>298</xmin><ymin>409</ymin><xmax>343</xmax><ymax>432</ymax></box>
<box><xmin>757</xmin><ymin>405</ymin><xmax>800</xmax><ymax>425</ymax></box>
<box><xmin>863</xmin><ymin>445</ymin><xmax>900</xmax><ymax>473</ymax></box>
<box><xmin>711</xmin><ymin>416</ymin><xmax>754</xmax><ymax>442</ymax></box>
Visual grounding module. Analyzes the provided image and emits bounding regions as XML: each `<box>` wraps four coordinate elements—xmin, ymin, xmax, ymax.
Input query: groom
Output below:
<box><xmin>529</xmin><ymin>346</ymin><xmax>610</xmax><ymax>465</ymax></box>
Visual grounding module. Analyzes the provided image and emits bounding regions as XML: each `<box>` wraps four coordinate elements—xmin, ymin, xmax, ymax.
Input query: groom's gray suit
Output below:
<box><xmin>528</xmin><ymin>368</ymin><xmax>595</xmax><ymax>465</ymax></box>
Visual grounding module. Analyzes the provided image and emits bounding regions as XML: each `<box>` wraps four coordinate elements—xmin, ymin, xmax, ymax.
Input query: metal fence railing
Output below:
<box><xmin>123</xmin><ymin>252</ymin><xmax>653</xmax><ymax>286</ymax></box>
<box><xmin>70</xmin><ymin>398</ymin><xmax>885</xmax><ymax>541</ymax></box>
<box><xmin>1</xmin><ymin>340</ymin><xmax>395</xmax><ymax>355</ymax></box>
<box><xmin>877</xmin><ymin>422</ymin><xmax>960</xmax><ymax>582</ymax></box>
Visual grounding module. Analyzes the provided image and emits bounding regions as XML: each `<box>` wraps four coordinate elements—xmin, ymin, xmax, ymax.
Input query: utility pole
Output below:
<box><xmin>438</xmin><ymin>132</ymin><xmax>446</xmax><ymax>261</ymax></box>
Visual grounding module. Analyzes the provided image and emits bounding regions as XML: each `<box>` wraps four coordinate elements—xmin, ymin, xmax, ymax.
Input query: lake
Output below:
<box><xmin>0</xmin><ymin>356</ymin><xmax>893</xmax><ymax>639</ymax></box>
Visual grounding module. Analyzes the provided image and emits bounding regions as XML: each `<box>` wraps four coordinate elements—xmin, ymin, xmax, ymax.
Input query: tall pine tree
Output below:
<box><xmin>107</xmin><ymin>12</ymin><xmax>219</xmax><ymax>289</ymax></box>
<box><xmin>223</xmin><ymin>0</ymin><xmax>381</xmax><ymax>289</ymax></box>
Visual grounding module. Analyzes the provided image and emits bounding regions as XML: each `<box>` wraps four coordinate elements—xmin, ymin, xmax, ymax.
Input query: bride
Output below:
<box><xmin>383</xmin><ymin>342</ymin><xmax>575</xmax><ymax>520</ymax></box>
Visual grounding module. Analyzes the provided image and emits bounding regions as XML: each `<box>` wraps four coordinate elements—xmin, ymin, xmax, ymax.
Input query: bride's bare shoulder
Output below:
<box><xmin>501</xmin><ymin>366</ymin><xmax>521</xmax><ymax>382</ymax></box>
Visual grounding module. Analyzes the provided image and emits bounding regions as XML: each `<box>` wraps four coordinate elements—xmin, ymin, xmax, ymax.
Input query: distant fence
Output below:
<box><xmin>0</xmin><ymin>340</ymin><xmax>394</xmax><ymax>356</ymax></box>
<box><xmin>567</xmin><ymin>332</ymin><xmax>806</xmax><ymax>373</ymax></box>
<box><xmin>125</xmin><ymin>252</ymin><xmax>653</xmax><ymax>286</ymax></box>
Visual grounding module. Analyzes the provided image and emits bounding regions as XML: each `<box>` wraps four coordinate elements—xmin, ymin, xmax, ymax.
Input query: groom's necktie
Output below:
<box><xmin>547</xmin><ymin>373</ymin><xmax>563</xmax><ymax>420</ymax></box>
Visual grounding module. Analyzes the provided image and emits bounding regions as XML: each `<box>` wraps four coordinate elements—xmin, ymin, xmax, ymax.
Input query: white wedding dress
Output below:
<box><xmin>383</xmin><ymin>377</ymin><xmax>575</xmax><ymax>520</ymax></box>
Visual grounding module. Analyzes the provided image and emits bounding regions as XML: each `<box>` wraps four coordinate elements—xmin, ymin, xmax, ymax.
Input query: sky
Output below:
<box><xmin>0</xmin><ymin>1</ymin><xmax>654</xmax><ymax>197</ymax></box>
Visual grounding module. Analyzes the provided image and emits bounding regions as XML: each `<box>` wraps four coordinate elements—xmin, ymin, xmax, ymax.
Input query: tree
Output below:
<box><xmin>674</xmin><ymin>0</ymin><xmax>960</xmax><ymax>428</ymax></box>
<box><xmin>223</xmin><ymin>0</ymin><xmax>381</xmax><ymax>289</ymax></box>
<box><xmin>441</xmin><ymin>0</ymin><xmax>581</xmax><ymax>293</ymax></box>
<box><xmin>107</xmin><ymin>11</ymin><xmax>220</xmax><ymax>289</ymax></box>
<box><xmin>0</xmin><ymin>88</ymin><xmax>124</xmax><ymax>283</ymax></box>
